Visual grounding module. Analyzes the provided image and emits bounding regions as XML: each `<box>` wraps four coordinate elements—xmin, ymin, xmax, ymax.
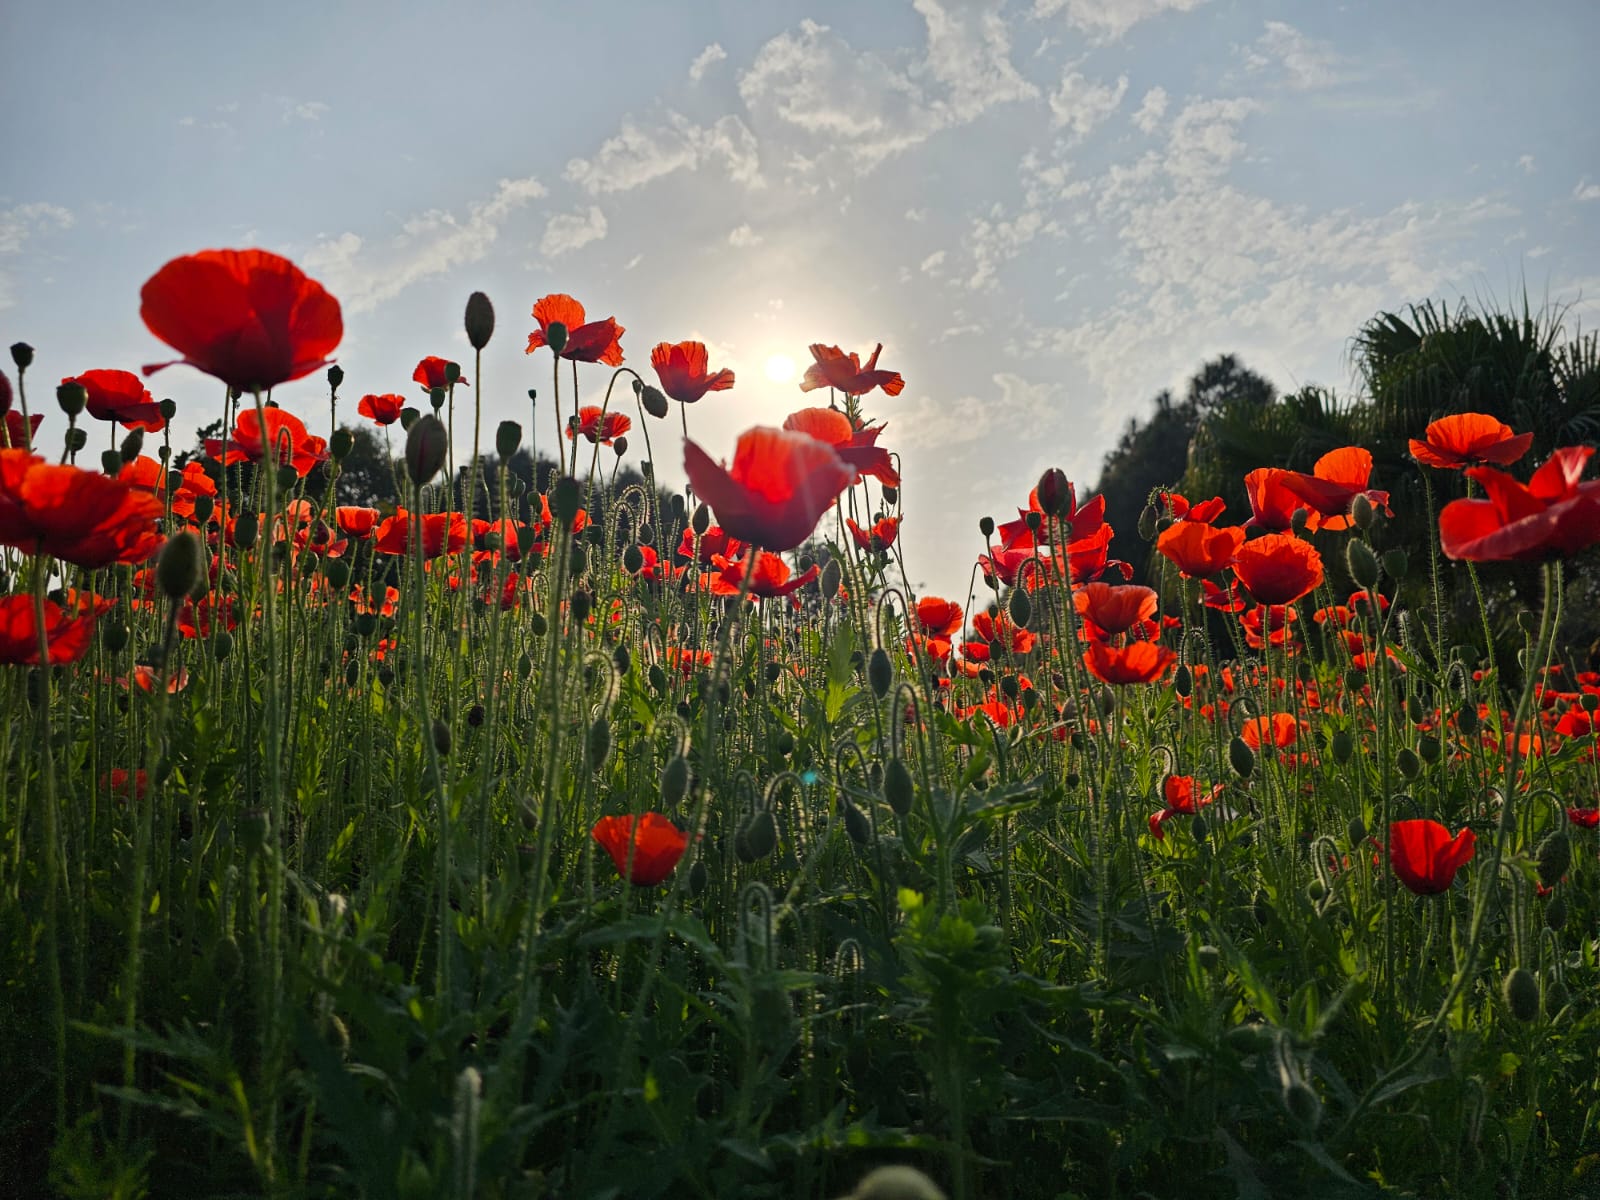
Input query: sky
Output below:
<box><xmin>2</xmin><ymin>0</ymin><xmax>1597</xmax><ymax>602</ymax></box>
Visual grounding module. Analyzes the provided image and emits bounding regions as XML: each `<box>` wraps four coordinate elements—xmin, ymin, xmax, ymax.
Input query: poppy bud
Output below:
<box><xmin>275</xmin><ymin>464</ymin><xmax>298</xmax><ymax>492</ymax></box>
<box><xmin>100</xmin><ymin>449</ymin><xmax>122</xmax><ymax>475</ymax></box>
<box><xmin>233</xmin><ymin>511</ymin><xmax>260</xmax><ymax>549</ymax></box>
<box><xmin>1536</xmin><ymin>832</ymin><xmax>1570</xmax><ymax>888</ymax></box>
<box><xmin>1545</xmin><ymin>893</ymin><xmax>1566</xmax><ymax>931</ymax></box>
<box><xmin>1349</xmin><ymin>492</ymin><xmax>1374</xmax><ymax>531</ymax></box>
<box><xmin>464</xmin><ymin>292</ymin><xmax>495</xmax><ymax>350</ymax></box>
<box><xmin>884</xmin><ymin>757</ymin><xmax>914</xmax><ymax>816</ymax></box>
<box><xmin>1503</xmin><ymin>967</ymin><xmax>1539</xmax><ymax>1022</ymax></box>
<box><xmin>622</xmin><ymin>545</ymin><xmax>645</xmax><ymax>574</ymax></box>
<box><xmin>734</xmin><ymin>808</ymin><xmax>777</xmax><ymax>862</ymax></box>
<box><xmin>647</xmin><ymin>663</ymin><xmax>668</xmax><ymax>694</ymax></box>
<box><xmin>999</xmin><ymin>674</ymin><xmax>1019</xmax><ymax>700</ymax></box>
<box><xmin>158</xmin><ymin>397</ymin><xmax>178</xmax><ymax>421</ymax></box>
<box><xmin>1378</xmin><ymin>548</ymin><xmax>1407</xmax><ymax>581</ymax></box>
<box><xmin>640</xmin><ymin>385</ymin><xmax>670</xmax><ymax>419</ymax></box>
<box><xmin>494</xmin><ymin>420</ymin><xmax>521</xmax><ymax>459</ymax></box>
<box><xmin>586</xmin><ymin>716</ymin><xmax>612</xmax><ymax>767</ymax></box>
<box><xmin>1395</xmin><ymin>747</ymin><xmax>1420</xmax><ymax>779</ymax></box>
<box><xmin>65</xmin><ymin>427</ymin><xmax>87</xmax><ymax>453</ymax></box>
<box><xmin>1138</xmin><ymin>504</ymin><xmax>1159</xmax><ymax>541</ymax></box>
<box><xmin>213</xmin><ymin>630</ymin><xmax>233</xmax><ymax>661</ymax></box>
<box><xmin>612</xmin><ymin>435</ymin><xmax>629</xmax><ymax>457</ymax></box>
<box><xmin>1346</xmin><ymin>541</ymin><xmax>1380</xmax><ymax>588</ymax></box>
<box><xmin>569</xmin><ymin>545</ymin><xmax>588</xmax><ymax>578</ymax></box>
<box><xmin>1173</xmin><ymin>664</ymin><xmax>1192</xmax><ymax>697</ymax></box>
<box><xmin>10</xmin><ymin>342</ymin><xmax>34</xmax><ymax>370</ymax></box>
<box><xmin>1190</xmin><ymin>813</ymin><xmax>1209</xmax><ymax>841</ymax></box>
<box><xmin>55</xmin><ymin>381</ymin><xmax>87</xmax><ymax>416</ymax></box>
<box><xmin>842</xmin><ymin>801</ymin><xmax>872</xmax><ymax>845</ymax></box>
<box><xmin>442</xmin><ymin>361</ymin><xmax>461</xmax><ymax>386</ymax></box>
<box><xmin>688</xmin><ymin>859</ymin><xmax>708</xmax><ymax>896</ymax></box>
<box><xmin>1034</xmin><ymin>467</ymin><xmax>1071</xmax><ymax>519</ymax></box>
<box><xmin>1545</xmin><ymin>977</ymin><xmax>1569</xmax><ymax>1017</ymax></box>
<box><xmin>1229</xmin><ymin>736</ymin><xmax>1255</xmax><ymax>779</ymax></box>
<box><xmin>1007</xmin><ymin>586</ymin><xmax>1031</xmax><ymax>630</ymax></box>
<box><xmin>866</xmin><ymin>647</ymin><xmax>894</xmax><ymax>698</ymax></box>
<box><xmin>1455</xmin><ymin>703</ymin><xmax>1479</xmax><ymax>734</ymax></box>
<box><xmin>156</xmin><ymin>531</ymin><xmax>205</xmax><ymax>600</ymax></box>
<box><xmin>400</xmin><ymin>406</ymin><xmax>420</xmax><ymax>431</ymax></box>
<box><xmin>405</xmin><ymin>415</ymin><xmax>449</xmax><ymax>486</ymax></box>
<box><xmin>978</xmin><ymin>516</ymin><xmax>995</xmax><ymax>538</ymax></box>
<box><xmin>324</xmin><ymin>559</ymin><xmax>351</xmax><ymax>590</ymax></box>
<box><xmin>432</xmin><ymin>717</ymin><xmax>452</xmax><ymax>757</ymax></box>
<box><xmin>529</xmin><ymin>611</ymin><xmax>547</xmax><ymax>636</ymax></box>
<box><xmin>324</xmin><ymin>428</ymin><xmax>352</xmax><ymax>461</ymax></box>
<box><xmin>1347</xmin><ymin>816</ymin><xmax>1366</xmax><ymax>846</ymax></box>
<box><xmin>545</xmin><ymin>321</ymin><xmax>569</xmax><ymax>355</ymax></box>
<box><xmin>569</xmin><ymin>587</ymin><xmax>591</xmax><ymax>623</ymax></box>
<box><xmin>660</xmin><ymin>756</ymin><xmax>690</xmax><ymax>807</ymax></box>
<box><xmin>429</xmin><ymin>386</ymin><xmax>446</xmax><ymax>411</ymax></box>
<box><xmin>820</xmin><ymin>558</ymin><xmax>842</xmax><ymax>601</ymax></box>
<box><xmin>1417</xmin><ymin>735</ymin><xmax>1440</xmax><ymax>764</ymax></box>
<box><xmin>1290</xmin><ymin>508</ymin><xmax>1310</xmax><ymax>537</ymax></box>
<box><xmin>102</xmin><ymin>619</ymin><xmax>129</xmax><ymax>652</ymax></box>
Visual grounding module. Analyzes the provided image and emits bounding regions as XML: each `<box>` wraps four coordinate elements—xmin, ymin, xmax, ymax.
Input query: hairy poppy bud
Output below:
<box><xmin>880</xmin><ymin>484</ymin><xmax>899</xmax><ymax>505</ymax></box>
<box><xmin>10</xmin><ymin>342</ymin><xmax>34</xmax><ymax>370</ymax></box>
<box><xmin>1007</xmin><ymin>586</ymin><xmax>1031</xmax><ymax>630</ymax></box>
<box><xmin>324</xmin><ymin>559</ymin><xmax>351</xmax><ymax>590</ymax></box>
<box><xmin>865</xmin><ymin>648</ymin><xmax>891</xmax><ymax>698</ymax></box>
<box><xmin>1173</xmin><ymin>664</ymin><xmax>1193</xmax><ymax>697</ymax></box>
<box><xmin>405</xmin><ymin>414</ymin><xmax>448</xmax><ymax>486</ymax></box>
<box><xmin>1380</xmin><ymin>548</ymin><xmax>1408</xmax><ymax>580</ymax></box>
<box><xmin>734</xmin><ymin>808</ymin><xmax>777</xmax><ymax>862</ymax></box>
<box><xmin>156</xmin><ymin>531</ymin><xmax>205</xmax><ymax>600</ymax></box>
<box><xmin>55</xmin><ymin>381</ymin><xmax>87</xmax><ymax>416</ymax></box>
<box><xmin>1350</xmin><ymin>492</ymin><xmax>1374</xmax><ymax>531</ymax></box>
<box><xmin>1346</xmin><ymin>541</ymin><xmax>1380</xmax><ymax>588</ymax></box>
<box><xmin>1545</xmin><ymin>892</ymin><xmax>1566</xmax><ymax>931</ymax></box>
<box><xmin>212</xmin><ymin>630</ymin><xmax>233</xmax><ymax>661</ymax></box>
<box><xmin>275</xmin><ymin>464</ymin><xmax>298</xmax><ymax>492</ymax></box>
<box><xmin>1229</xmin><ymin>736</ymin><xmax>1255</xmax><ymax>779</ymax></box>
<box><xmin>102</xmin><ymin>619</ymin><xmax>129</xmax><ymax>652</ymax></box>
<box><xmin>464</xmin><ymin>291</ymin><xmax>495</xmax><ymax>350</ymax></box>
<box><xmin>1545</xmin><ymin>977</ymin><xmax>1569</xmax><ymax>1016</ymax></box>
<box><xmin>495</xmin><ymin>420</ymin><xmax>521</xmax><ymax>459</ymax></box>
<box><xmin>326</xmin><ymin>364</ymin><xmax>344</xmax><ymax>392</ymax></box>
<box><xmin>569</xmin><ymin>587</ymin><xmax>591</xmax><ymax>622</ymax></box>
<box><xmin>640</xmin><ymin>385</ymin><xmax>670</xmax><ymax>420</ymax></box>
<box><xmin>1138</xmin><ymin>504</ymin><xmax>1159</xmax><ymax>541</ymax></box>
<box><xmin>843</xmin><ymin>801</ymin><xmax>872</xmax><ymax>845</ymax></box>
<box><xmin>820</xmin><ymin>558</ymin><xmax>842</xmax><ymax>601</ymax></box>
<box><xmin>432</xmin><ymin>717</ymin><xmax>452</xmax><ymax>757</ymax></box>
<box><xmin>1417</xmin><ymin>735</ymin><xmax>1440</xmax><ymax>764</ymax></box>
<box><xmin>660</xmin><ymin>756</ymin><xmax>690</xmax><ymax>807</ymax></box>
<box><xmin>330</xmin><ymin>428</ymin><xmax>354</xmax><ymax>461</ymax></box>
<box><xmin>1536</xmin><ymin>832</ymin><xmax>1570</xmax><ymax>888</ymax></box>
<box><xmin>884</xmin><ymin>757</ymin><xmax>914</xmax><ymax>816</ymax></box>
<box><xmin>1190</xmin><ymin>813</ymin><xmax>1209</xmax><ymax>841</ymax></box>
<box><xmin>613</xmin><ymin>435</ymin><xmax>628</xmax><ymax>457</ymax></box>
<box><xmin>1582</xmin><ymin>691</ymin><xmax>1599</xmax><ymax>713</ymax></box>
<box><xmin>1395</xmin><ymin>747</ymin><xmax>1420</xmax><ymax>779</ymax></box>
<box><xmin>1503</xmin><ymin>967</ymin><xmax>1539</xmax><ymax>1022</ymax></box>
<box><xmin>622</xmin><ymin>545</ymin><xmax>645</xmax><ymax>574</ymax></box>
<box><xmin>1290</xmin><ymin>507</ymin><xmax>1310</xmax><ymax>537</ymax></box>
<box><xmin>586</xmin><ymin>716</ymin><xmax>612</xmax><ymax>767</ymax></box>
<box><xmin>1455</xmin><ymin>703</ymin><xmax>1479</xmax><ymax>735</ymax></box>
<box><xmin>690</xmin><ymin>502</ymin><xmax>710</xmax><ymax>535</ymax></box>
<box><xmin>233</xmin><ymin>511</ymin><xmax>259</xmax><ymax>549</ymax></box>
<box><xmin>545</xmin><ymin>321</ymin><xmax>568</xmax><ymax>355</ymax></box>
<box><xmin>1347</xmin><ymin>816</ymin><xmax>1366</xmax><ymax>846</ymax></box>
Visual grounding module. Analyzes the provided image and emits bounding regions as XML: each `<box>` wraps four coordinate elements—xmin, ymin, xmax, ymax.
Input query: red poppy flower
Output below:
<box><xmin>706</xmin><ymin>550</ymin><xmax>819</xmax><ymax>599</ymax></box>
<box><xmin>1156</xmin><ymin>520</ymin><xmax>1246</xmax><ymax>578</ymax></box>
<box><xmin>351</xmin><ymin>585</ymin><xmax>400</xmax><ymax>617</ymax></box>
<box><xmin>373</xmin><ymin>510</ymin><xmax>469</xmax><ymax>559</ymax></box>
<box><xmin>3</xmin><ymin>410</ymin><xmax>42</xmax><ymax>449</ymax></box>
<box><xmin>1410</xmin><ymin>413</ymin><xmax>1533</xmax><ymax>470</ymax></box>
<box><xmin>799</xmin><ymin>343</ymin><xmax>905</xmax><ymax>397</ymax></box>
<box><xmin>104</xmin><ymin>769</ymin><xmax>149</xmax><ymax>802</ymax></box>
<box><xmin>0</xmin><ymin>451</ymin><xmax>165</xmax><ymax>567</ymax></box>
<box><xmin>676</xmin><ymin>524</ymin><xmax>744</xmax><ymax>565</ymax></box>
<box><xmin>1074</xmin><ymin>582</ymin><xmax>1158</xmax><ymax>639</ymax></box>
<box><xmin>651</xmin><ymin>341</ymin><xmax>734</xmax><ymax>404</ymax></box>
<box><xmin>0</xmin><ymin>369</ymin><xmax>10</xmax><ymax>416</ymax></box>
<box><xmin>1163</xmin><ymin>492</ymin><xmax>1227</xmax><ymax>523</ymax></box>
<box><xmin>999</xmin><ymin>486</ymin><xmax>1105</xmax><ymax>551</ymax></box>
<box><xmin>846</xmin><ymin>515</ymin><xmax>900</xmax><ymax>551</ymax></box>
<box><xmin>916</xmin><ymin>596</ymin><xmax>964</xmax><ymax>637</ymax></box>
<box><xmin>683</xmin><ymin>426</ymin><xmax>853</xmax><ymax>553</ymax></box>
<box><xmin>336</xmin><ymin>506</ymin><xmax>381</xmax><ymax>539</ymax></box>
<box><xmin>591</xmin><ymin>812</ymin><xmax>688</xmax><ymax>886</ymax></box>
<box><xmin>1201</xmin><ymin>578</ymin><xmax>1250</xmax><ymax>613</ymax></box>
<box><xmin>65</xmin><ymin>369</ymin><xmax>165</xmax><ymax>431</ymax></box>
<box><xmin>1388</xmin><ymin>818</ymin><xmax>1476</xmax><ymax>895</ymax></box>
<box><xmin>526</xmin><ymin>294</ymin><xmax>624</xmax><ymax>365</ymax></box>
<box><xmin>1279</xmin><ymin>447</ymin><xmax>1392</xmax><ymax>533</ymax></box>
<box><xmin>140</xmin><ymin>248</ymin><xmax>342</xmax><ymax>393</ymax></box>
<box><xmin>782</xmin><ymin>406</ymin><xmax>900</xmax><ymax>487</ymax></box>
<box><xmin>971</xmin><ymin>610</ymin><xmax>1037</xmax><ymax>654</ymax></box>
<box><xmin>1438</xmin><ymin>446</ymin><xmax>1600</xmax><ymax>562</ymax></box>
<box><xmin>1242</xmin><ymin>468</ymin><xmax>1307</xmax><ymax>532</ymax></box>
<box><xmin>1240</xmin><ymin>604</ymin><xmax>1299</xmax><ymax>650</ymax></box>
<box><xmin>665</xmin><ymin>646</ymin><xmax>714</xmax><ymax>677</ymax></box>
<box><xmin>1148</xmin><ymin>774</ymin><xmax>1223</xmax><ymax>840</ymax></box>
<box><xmin>357</xmin><ymin>393</ymin><xmax>406</xmax><ymax>425</ymax></box>
<box><xmin>1231</xmin><ymin>533</ymin><xmax>1324</xmax><ymax>606</ymax></box>
<box><xmin>412</xmin><ymin>357</ymin><xmax>465</xmax><ymax>393</ymax></box>
<box><xmin>567</xmin><ymin>406</ymin><xmax>631</xmax><ymax>445</ymax></box>
<box><xmin>206</xmin><ymin>407</ymin><xmax>329</xmax><ymax>477</ymax></box>
<box><xmin>1083</xmin><ymin>639</ymin><xmax>1176</xmax><ymax>685</ymax></box>
<box><xmin>1566</xmin><ymin>807</ymin><xmax>1598</xmax><ymax>830</ymax></box>
<box><xmin>1239</xmin><ymin>712</ymin><xmax>1304</xmax><ymax>750</ymax></box>
<box><xmin>0</xmin><ymin>592</ymin><xmax>113</xmax><ymax>665</ymax></box>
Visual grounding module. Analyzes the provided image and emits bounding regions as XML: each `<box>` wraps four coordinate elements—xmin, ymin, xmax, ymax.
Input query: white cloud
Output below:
<box><xmin>1033</xmin><ymin>0</ymin><xmax>1209</xmax><ymax>42</ymax></box>
<box><xmin>1049</xmin><ymin>71</ymin><xmax>1129</xmax><ymax>137</ymax></box>
<box><xmin>541</xmin><ymin>205</ymin><xmax>608</xmax><ymax>257</ymax></box>
<box><xmin>302</xmin><ymin>176</ymin><xmax>546</xmax><ymax>313</ymax></box>
<box><xmin>1243</xmin><ymin>22</ymin><xmax>1348</xmax><ymax>90</ymax></box>
<box><xmin>913</xmin><ymin>0</ymin><xmax>1039</xmax><ymax>121</ymax></box>
<box><xmin>728</xmin><ymin>223</ymin><xmax>762</xmax><ymax>247</ymax></box>
<box><xmin>1131</xmin><ymin>86</ymin><xmax>1168</xmax><ymax>133</ymax></box>
<box><xmin>289</xmin><ymin>100</ymin><xmax>329</xmax><ymax>122</ymax></box>
<box><xmin>0</xmin><ymin>202</ymin><xmax>74</xmax><ymax>309</ymax></box>
<box><xmin>689</xmin><ymin>42</ymin><xmax>727</xmax><ymax>82</ymax></box>
<box><xmin>1574</xmin><ymin>177</ymin><xmax>1600</xmax><ymax>202</ymax></box>
<box><xmin>920</xmin><ymin>249</ymin><xmax>947</xmax><ymax>274</ymax></box>
<box><xmin>1518</xmin><ymin>154</ymin><xmax>1536</xmax><ymax>174</ymax></box>
<box><xmin>1162</xmin><ymin>96</ymin><xmax>1258</xmax><ymax>185</ymax></box>
<box><xmin>966</xmin><ymin>203</ymin><xmax>1060</xmax><ymax>290</ymax></box>
<box><xmin>565</xmin><ymin>112</ymin><xmax>762</xmax><ymax>194</ymax></box>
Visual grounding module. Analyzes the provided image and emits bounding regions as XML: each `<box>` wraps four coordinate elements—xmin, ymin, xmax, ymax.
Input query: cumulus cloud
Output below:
<box><xmin>1131</xmin><ymin>86</ymin><xmax>1168</xmax><ymax>133</ymax></box>
<box><xmin>1033</xmin><ymin>0</ymin><xmax>1210</xmax><ymax>42</ymax></box>
<box><xmin>0</xmin><ymin>202</ymin><xmax>75</xmax><ymax>309</ymax></box>
<box><xmin>1243</xmin><ymin>21</ymin><xmax>1349</xmax><ymax>90</ymax></box>
<box><xmin>565</xmin><ymin>112</ymin><xmax>762</xmax><ymax>194</ymax></box>
<box><xmin>727</xmin><ymin>223</ymin><xmax>762</xmax><ymax>247</ymax></box>
<box><xmin>966</xmin><ymin>203</ymin><xmax>1060</xmax><ymax>290</ymax></box>
<box><xmin>1049</xmin><ymin>71</ymin><xmax>1129</xmax><ymax>138</ymax></box>
<box><xmin>1162</xmin><ymin>96</ymin><xmax>1258</xmax><ymax>185</ymax></box>
<box><xmin>689</xmin><ymin>42</ymin><xmax>727</xmax><ymax>82</ymax></box>
<box><xmin>541</xmin><ymin>206</ymin><xmax>608</xmax><ymax>257</ymax></box>
<box><xmin>302</xmin><ymin>176</ymin><xmax>546</xmax><ymax>313</ymax></box>
<box><xmin>1574</xmin><ymin>177</ymin><xmax>1600</xmax><ymax>202</ymax></box>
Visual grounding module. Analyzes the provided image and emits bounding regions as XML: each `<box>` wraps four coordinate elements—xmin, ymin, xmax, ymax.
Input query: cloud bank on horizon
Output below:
<box><xmin>1</xmin><ymin>0</ymin><xmax>1595</xmax><ymax>597</ymax></box>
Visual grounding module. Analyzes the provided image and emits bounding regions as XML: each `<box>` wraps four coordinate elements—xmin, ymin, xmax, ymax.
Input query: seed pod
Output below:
<box><xmin>1536</xmin><ymin>832</ymin><xmax>1570</xmax><ymax>888</ymax></box>
<box><xmin>1007</xmin><ymin>586</ymin><xmax>1031</xmax><ymax>630</ymax></box>
<box><xmin>1229</xmin><ymin>736</ymin><xmax>1255</xmax><ymax>779</ymax></box>
<box><xmin>1503</xmin><ymin>967</ymin><xmax>1540</xmax><ymax>1022</ymax></box>
<box><xmin>586</xmin><ymin>716</ymin><xmax>612</xmax><ymax>767</ymax></box>
<box><xmin>464</xmin><ymin>291</ymin><xmax>495</xmax><ymax>350</ymax></box>
<box><xmin>867</xmin><ymin>647</ymin><xmax>893</xmax><ymax>698</ymax></box>
<box><xmin>1346</xmin><ymin>541</ymin><xmax>1380</xmax><ymax>588</ymax></box>
<box><xmin>734</xmin><ymin>808</ymin><xmax>777</xmax><ymax>862</ymax></box>
<box><xmin>330</xmin><ymin>428</ymin><xmax>354</xmax><ymax>461</ymax></box>
<box><xmin>56</xmin><ymin>381</ymin><xmax>88</xmax><ymax>416</ymax></box>
<box><xmin>405</xmin><ymin>414</ymin><xmax>448</xmax><ymax>486</ymax></box>
<box><xmin>10</xmin><ymin>342</ymin><xmax>34</xmax><ymax>370</ymax></box>
<box><xmin>64</xmin><ymin>427</ymin><xmax>87</xmax><ymax>452</ymax></box>
<box><xmin>978</xmin><ymin>516</ymin><xmax>995</xmax><ymax>538</ymax></box>
<box><xmin>432</xmin><ymin>717</ymin><xmax>452</xmax><ymax>758</ymax></box>
<box><xmin>884</xmin><ymin>757</ymin><xmax>915</xmax><ymax>816</ymax></box>
<box><xmin>843</xmin><ymin>801</ymin><xmax>872</xmax><ymax>845</ymax></box>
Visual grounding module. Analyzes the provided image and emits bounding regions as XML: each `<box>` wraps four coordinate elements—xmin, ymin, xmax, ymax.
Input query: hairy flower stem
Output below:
<box><xmin>29</xmin><ymin>552</ymin><xmax>67</xmax><ymax>1132</ymax></box>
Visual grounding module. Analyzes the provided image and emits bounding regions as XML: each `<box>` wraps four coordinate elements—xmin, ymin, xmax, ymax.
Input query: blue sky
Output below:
<box><xmin>3</xmin><ymin>0</ymin><xmax>1596</xmax><ymax>600</ymax></box>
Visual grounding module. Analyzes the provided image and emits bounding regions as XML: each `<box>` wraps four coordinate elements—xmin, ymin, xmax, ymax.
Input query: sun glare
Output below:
<box><xmin>764</xmin><ymin>354</ymin><xmax>796</xmax><ymax>384</ymax></box>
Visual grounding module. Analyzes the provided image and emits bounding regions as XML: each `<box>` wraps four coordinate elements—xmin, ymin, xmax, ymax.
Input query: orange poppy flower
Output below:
<box><xmin>683</xmin><ymin>426</ymin><xmax>853</xmax><ymax>553</ymax></box>
<box><xmin>916</xmin><ymin>596</ymin><xmax>964</xmax><ymax>637</ymax></box>
<box><xmin>1231</xmin><ymin>533</ymin><xmax>1324</xmax><ymax>606</ymax></box>
<box><xmin>1074</xmin><ymin>582</ymin><xmax>1158</xmax><ymax>639</ymax></box>
<box><xmin>1156</xmin><ymin>520</ymin><xmax>1245</xmax><ymax>578</ymax></box>
<box><xmin>799</xmin><ymin>343</ymin><xmax>905</xmax><ymax>397</ymax></box>
<box><xmin>336</xmin><ymin>506</ymin><xmax>381</xmax><ymax>538</ymax></box>
<box><xmin>567</xmin><ymin>406</ymin><xmax>631</xmax><ymax>445</ymax></box>
<box><xmin>1148</xmin><ymin>774</ymin><xmax>1223</xmax><ymax>839</ymax></box>
<box><xmin>141</xmin><ymin>248</ymin><xmax>342</xmax><ymax>393</ymax></box>
<box><xmin>591</xmin><ymin>812</ymin><xmax>688</xmax><ymax>886</ymax></box>
<box><xmin>782</xmin><ymin>406</ymin><xmax>899</xmax><ymax>487</ymax></box>
<box><xmin>676</xmin><ymin>524</ymin><xmax>744</xmax><ymax>565</ymax></box>
<box><xmin>0</xmin><ymin>451</ymin><xmax>165</xmax><ymax>567</ymax></box>
<box><xmin>1387</xmin><ymin>819</ymin><xmax>1475</xmax><ymax>895</ymax></box>
<box><xmin>1083</xmin><ymin>638</ymin><xmax>1176</xmax><ymax>685</ymax></box>
<box><xmin>357</xmin><ymin>393</ymin><xmax>406</xmax><ymax>425</ymax></box>
<box><xmin>373</xmin><ymin>510</ymin><xmax>469</xmax><ymax>558</ymax></box>
<box><xmin>205</xmin><ymin>407</ymin><xmax>328</xmax><ymax>477</ymax></box>
<box><xmin>412</xmin><ymin>357</ymin><xmax>465</xmax><ymax>392</ymax></box>
<box><xmin>1238</xmin><ymin>712</ymin><xmax>1304</xmax><ymax>750</ymax></box>
<box><xmin>0</xmin><ymin>593</ymin><xmax>113</xmax><ymax>665</ymax></box>
<box><xmin>971</xmin><ymin>610</ymin><xmax>1036</xmax><ymax>654</ymax></box>
<box><xmin>846</xmin><ymin>515</ymin><xmax>900</xmax><ymax>551</ymax></box>
<box><xmin>1410</xmin><ymin>413</ymin><xmax>1532</xmax><ymax>470</ymax></box>
<box><xmin>1279</xmin><ymin>447</ymin><xmax>1391</xmax><ymax>532</ymax></box>
<box><xmin>525</xmin><ymin>293</ymin><xmax>624</xmax><ymax>365</ymax></box>
<box><xmin>1438</xmin><ymin>445</ymin><xmax>1600</xmax><ymax>562</ymax></box>
<box><xmin>650</xmin><ymin>341</ymin><xmax>734</xmax><ymax>404</ymax></box>
<box><xmin>65</xmin><ymin>369</ymin><xmax>165</xmax><ymax>431</ymax></box>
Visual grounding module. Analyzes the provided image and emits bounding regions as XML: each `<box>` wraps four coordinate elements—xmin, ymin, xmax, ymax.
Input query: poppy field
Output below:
<box><xmin>2</xmin><ymin>248</ymin><xmax>1599</xmax><ymax>1200</ymax></box>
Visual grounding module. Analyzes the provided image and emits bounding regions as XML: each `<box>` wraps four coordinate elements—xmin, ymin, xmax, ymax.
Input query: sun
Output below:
<box><xmin>764</xmin><ymin>354</ymin><xmax>796</xmax><ymax>384</ymax></box>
